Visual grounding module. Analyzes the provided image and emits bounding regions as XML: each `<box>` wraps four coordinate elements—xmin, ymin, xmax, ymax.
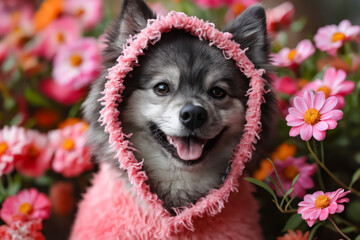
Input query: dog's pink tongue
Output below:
<box><xmin>172</xmin><ymin>137</ymin><xmax>205</xmax><ymax>161</ymax></box>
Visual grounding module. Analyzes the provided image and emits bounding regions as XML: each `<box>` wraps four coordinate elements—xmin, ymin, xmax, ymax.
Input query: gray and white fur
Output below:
<box><xmin>82</xmin><ymin>0</ymin><xmax>277</xmax><ymax>212</ymax></box>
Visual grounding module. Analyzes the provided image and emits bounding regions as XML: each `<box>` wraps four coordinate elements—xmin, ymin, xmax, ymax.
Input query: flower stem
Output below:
<box><xmin>306</xmin><ymin>141</ymin><xmax>360</xmax><ymax>197</ymax></box>
<box><xmin>328</xmin><ymin>217</ymin><xmax>351</xmax><ymax>240</ymax></box>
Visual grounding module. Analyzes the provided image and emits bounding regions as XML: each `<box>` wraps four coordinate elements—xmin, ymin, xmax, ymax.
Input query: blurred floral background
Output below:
<box><xmin>0</xmin><ymin>0</ymin><xmax>360</xmax><ymax>239</ymax></box>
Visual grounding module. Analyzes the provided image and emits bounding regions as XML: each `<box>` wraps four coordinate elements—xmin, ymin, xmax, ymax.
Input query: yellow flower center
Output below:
<box><xmin>62</xmin><ymin>138</ymin><xmax>75</xmax><ymax>151</ymax></box>
<box><xmin>0</xmin><ymin>142</ymin><xmax>8</xmax><ymax>156</ymax></box>
<box><xmin>75</xmin><ymin>8</ymin><xmax>85</xmax><ymax>17</ymax></box>
<box><xmin>304</xmin><ymin>108</ymin><xmax>321</xmax><ymax>125</ymax></box>
<box><xmin>287</xmin><ymin>49</ymin><xmax>297</xmax><ymax>61</ymax></box>
<box><xmin>18</xmin><ymin>202</ymin><xmax>33</xmax><ymax>215</ymax></box>
<box><xmin>70</xmin><ymin>54</ymin><xmax>83</xmax><ymax>67</ymax></box>
<box><xmin>314</xmin><ymin>195</ymin><xmax>330</xmax><ymax>209</ymax></box>
<box><xmin>332</xmin><ymin>32</ymin><xmax>346</xmax><ymax>42</ymax></box>
<box><xmin>317</xmin><ymin>86</ymin><xmax>331</xmax><ymax>98</ymax></box>
<box><xmin>282</xmin><ymin>165</ymin><xmax>299</xmax><ymax>181</ymax></box>
<box><xmin>56</xmin><ymin>32</ymin><xmax>65</xmax><ymax>43</ymax></box>
<box><xmin>28</xmin><ymin>145</ymin><xmax>40</xmax><ymax>158</ymax></box>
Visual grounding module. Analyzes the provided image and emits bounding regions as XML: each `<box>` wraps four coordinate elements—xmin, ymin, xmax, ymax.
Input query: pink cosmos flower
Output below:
<box><xmin>33</xmin><ymin>17</ymin><xmax>81</xmax><ymax>60</ymax></box>
<box><xmin>266</xmin><ymin>2</ymin><xmax>294</xmax><ymax>34</ymax></box>
<box><xmin>0</xmin><ymin>126</ymin><xmax>27</xmax><ymax>176</ymax></box>
<box><xmin>0</xmin><ymin>188</ymin><xmax>51</xmax><ymax>225</ymax></box>
<box><xmin>52</xmin><ymin>37</ymin><xmax>101</xmax><ymax>90</ymax></box>
<box><xmin>269</xmin><ymin>156</ymin><xmax>316</xmax><ymax>198</ymax></box>
<box><xmin>63</xmin><ymin>0</ymin><xmax>103</xmax><ymax>30</ymax></box>
<box><xmin>314</xmin><ymin>20</ymin><xmax>360</xmax><ymax>56</ymax></box>
<box><xmin>39</xmin><ymin>78</ymin><xmax>86</xmax><ymax>105</ymax></box>
<box><xmin>286</xmin><ymin>90</ymin><xmax>343</xmax><ymax>141</ymax></box>
<box><xmin>0</xmin><ymin>43</ymin><xmax>7</xmax><ymax>62</ymax></box>
<box><xmin>49</xmin><ymin>122</ymin><xmax>92</xmax><ymax>177</ymax></box>
<box><xmin>272</xmin><ymin>75</ymin><xmax>298</xmax><ymax>96</ymax></box>
<box><xmin>300</xmin><ymin>67</ymin><xmax>355</xmax><ymax>109</ymax></box>
<box><xmin>15</xmin><ymin>130</ymin><xmax>52</xmax><ymax>178</ymax></box>
<box><xmin>298</xmin><ymin>188</ymin><xmax>350</xmax><ymax>227</ymax></box>
<box><xmin>193</xmin><ymin>0</ymin><xmax>233</xmax><ymax>9</ymax></box>
<box><xmin>271</xmin><ymin>39</ymin><xmax>315</xmax><ymax>67</ymax></box>
<box><xmin>149</xmin><ymin>2</ymin><xmax>168</xmax><ymax>17</ymax></box>
<box><xmin>0</xmin><ymin>215</ymin><xmax>44</xmax><ymax>240</ymax></box>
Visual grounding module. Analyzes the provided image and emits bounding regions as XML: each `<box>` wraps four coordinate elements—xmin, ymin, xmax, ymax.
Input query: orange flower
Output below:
<box><xmin>34</xmin><ymin>109</ymin><xmax>60</xmax><ymax>129</ymax></box>
<box><xmin>277</xmin><ymin>230</ymin><xmax>310</xmax><ymax>240</ymax></box>
<box><xmin>49</xmin><ymin>181</ymin><xmax>75</xmax><ymax>216</ymax></box>
<box><xmin>58</xmin><ymin>118</ymin><xmax>83</xmax><ymax>129</ymax></box>
<box><xmin>253</xmin><ymin>142</ymin><xmax>296</xmax><ymax>181</ymax></box>
<box><xmin>253</xmin><ymin>159</ymin><xmax>272</xmax><ymax>181</ymax></box>
<box><xmin>271</xmin><ymin>142</ymin><xmax>296</xmax><ymax>162</ymax></box>
<box><xmin>33</xmin><ymin>0</ymin><xmax>63</xmax><ymax>31</ymax></box>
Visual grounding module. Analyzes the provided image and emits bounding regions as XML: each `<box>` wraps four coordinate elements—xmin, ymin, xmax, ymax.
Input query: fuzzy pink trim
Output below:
<box><xmin>98</xmin><ymin>11</ymin><xmax>267</xmax><ymax>235</ymax></box>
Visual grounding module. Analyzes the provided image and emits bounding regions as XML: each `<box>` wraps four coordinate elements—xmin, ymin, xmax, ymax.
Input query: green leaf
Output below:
<box><xmin>267</xmin><ymin>158</ymin><xmax>286</xmax><ymax>194</ymax></box>
<box><xmin>355</xmin><ymin>234</ymin><xmax>360</xmax><ymax>240</ymax></box>
<box><xmin>35</xmin><ymin>175</ymin><xmax>54</xmax><ymax>186</ymax></box>
<box><xmin>4</xmin><ymin>98</ymin><xmax>16</xmax><ymax>110</ymax></box>
<box><xmin>2</xmin><ymin>55</ymin><xmax>15</xmax><ymax>73</ymax></box>
<box><xmin>282</xmin><ymin>213</ymin><xmax>303</xmax><ymax>232</ymax></box>
<box><xmin>349</xmin><ymin>168</ymin><xmax>360</xmax><ymax>188</ymax></box>
<box><xmin>290</xmin><ymin>17</ymin><xmax>307</xmax><ymax>32</ymax></box>
<box><xmin>291</xmin><ymin>173</ymin><xmax>300</xmax><ymax>187</ymax></box>
<box><xmin>24</xmin><ymin>88</ymin><xmax>51</xmax><ymax>107</ymax></box>
<box><xmin>309</xmin><ymin>222</ymin><xmax>323</xmax><ymax>240</ymax></box>
<box><xmin>244</xmin><ymin>177</ymin><xmax>277</xmax><ymax>203</ymax></box>
<box><xmin>346</xmin><ymin>200</ymin><xmax>360</xmax><ymax>223</ymax></box>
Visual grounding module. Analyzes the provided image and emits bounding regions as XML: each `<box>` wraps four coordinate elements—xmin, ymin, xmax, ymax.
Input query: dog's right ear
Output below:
<box><xmin>103</xmin><ymin>0</ymin><xmax>155</xmax><ymax>67</ymax></box>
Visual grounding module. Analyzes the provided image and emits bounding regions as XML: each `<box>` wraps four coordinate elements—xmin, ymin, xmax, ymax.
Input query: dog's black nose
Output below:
<box><xmin>180</xmin><ymin>104</ymin><xmax>208</xmax><ymax>130</ymax></box>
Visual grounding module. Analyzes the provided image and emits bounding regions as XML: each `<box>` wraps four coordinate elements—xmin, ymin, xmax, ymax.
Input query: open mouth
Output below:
<box><xmin>150</xmin><ymin>123</ymin><xmax>226</xmax><ymax>166</ymax></box>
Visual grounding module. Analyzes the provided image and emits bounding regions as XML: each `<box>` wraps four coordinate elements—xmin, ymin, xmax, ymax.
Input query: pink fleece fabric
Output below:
<box><xmin>71</xmin><ymin>11</ymin><xmax>267</xmax><ymax>239</ymax></box>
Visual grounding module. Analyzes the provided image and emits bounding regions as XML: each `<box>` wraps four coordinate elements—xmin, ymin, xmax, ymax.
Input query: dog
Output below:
<box><xmin>72</xmin><ymin>0</ymin><xmax>277</xmax><ymax>238</ymax></box>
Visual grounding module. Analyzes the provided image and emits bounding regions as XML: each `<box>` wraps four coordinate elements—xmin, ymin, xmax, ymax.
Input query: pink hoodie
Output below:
<box><xmin>71</xmin><ymin>11</ymin><xmax>267</xmax><ymax>239</ymax></box>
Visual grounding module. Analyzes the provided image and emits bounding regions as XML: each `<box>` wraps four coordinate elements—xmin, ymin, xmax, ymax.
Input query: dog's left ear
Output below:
<box><xmin>223</xmin><ymin>5</ymin><xmax>269</xmax><ymax>70</ymax></box>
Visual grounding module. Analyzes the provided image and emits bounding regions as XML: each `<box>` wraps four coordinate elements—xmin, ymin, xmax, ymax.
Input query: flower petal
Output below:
<box><xmin>319</xmin><ymin>96</ymin><xmax>338</xmax><ymax>114</ymax></box>
<box><xmin>300</xmin><ymin>124</ymin><xmax>313</xmax><ymax>141</ymax></box>
<box><xmin>313</xmin><ymin>127</ymin><xmax>326</xmax><ymax>141</ymax></box>
<box><xmin>314</xmin><ymin>91</ymin><xmax>325</xmax><ymax>110</ymax></box>
<box><xmin>294</xmin><ymin>96</ymin><xmax>309</xmax><ymax>113</ymax></box>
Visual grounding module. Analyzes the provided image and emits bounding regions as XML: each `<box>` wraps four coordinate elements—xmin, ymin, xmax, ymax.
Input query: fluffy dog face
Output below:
<box><xmin>83</xmin><ymin>0</ymin><xmax>276</xmax><ymax>212</ymax></box>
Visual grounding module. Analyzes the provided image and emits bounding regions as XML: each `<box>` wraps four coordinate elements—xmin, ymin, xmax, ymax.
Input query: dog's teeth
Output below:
<box><xmin>166</xmin><ymin>136</ymin><xmax>172</xmax><ymax>144</ymax></box>
<box><xmin>201</xmin><ymin>144</ymin><xmax>205</xmax><ymax>149</ymax></box>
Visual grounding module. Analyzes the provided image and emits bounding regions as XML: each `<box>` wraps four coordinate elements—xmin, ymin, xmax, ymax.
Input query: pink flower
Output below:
<box><xmin>0</xmin><ymin>215</ymin><xmax>44</xmax><ymax>240</ymax></box>
<box><xmin>314</xmin><ymin>20</ymin><xmax>360</xmax><ymax>56</ymax></box>
<box><xmin>271</xmin><ymin>39</ymin><xmax>315</xmax><ymax>67</ymax></box>
<box><xmin>52</xmin><ymin>37</ymin><xmax>101</xmax><ymax>90</ymax></box>
<box><xmin>300</xmin><ymin>67</ymin><xmax>355</xmax><ymax>109</ymax></box>
<box><xmin>39</xmin><ymin>78</ymin><xmax>86</xmax><ymax>105</ymax></box>
<box><xmin>272</xmin><ymin>75</ymin><xmax>298</xmax><ymax>95</ymax></box>
<box><xmin>286</xmin><ymin>90</ymin><xmax>343</xmax><ymax>141</ymax></box>
<box><xmin>149</xmin><ymin>3</ymin><xmax>168</xmax><ymax>17</ymax></box>
<box><xmin>15</xmin><ymin>130</ymin><xmax>52</xmax><ymax>178</ymax></box>
<box><xmin>193</xmin><ymin>0</ymin><xmax>233</xmax><ymax>9</ymax></box>
<box><xmin>0</xmin><ymin>43</ymin><xmax>7</xmax><ymax>62</ymax></box>
<box><xmin>49</xmin><ymin>122</ymin><xmax>92</xmax><ymax>177</ymax></box>
<box><xmin>298</xmin><ymin>188</ymin><xmax>350</xmax><ymax>227</ymax></box>
<box><xmin>266</xmin><ymin>2</ymin><xmax>294</xmax><ymax>34</ymax></box>
<box><xmin>0</xmin><ymin>188</ymin><xmax>51</xmax><ymax>225</ymax></box>
<box><xmin>269</xmin><ymin>156</ymin><xmax>316</xmax><ymax>198</ymax></box>
<box><xmin>0</xmin><ymin>126</ymin><xmax>27</xmax><ymax>176</ymax></box>
<box><xmin>33</xmin><ymin>17</ymin><xmax>81</xmax><ymax>60</ymax></box>
<box><xmin>63</xmin><ymin>0</ymin><xmax>103</xmax><ymax>30</ymax></box>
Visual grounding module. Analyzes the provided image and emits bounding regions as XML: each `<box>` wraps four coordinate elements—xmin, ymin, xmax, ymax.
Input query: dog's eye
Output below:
<box><xmin>154</xmin><ymin>83</ymin><xmax>170</xmax><ymax>96</ymax></box>
<box><xmin>210</xmin><ymin>87</ymin><xmax>227</xmax><ymax>99</ymax></box>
